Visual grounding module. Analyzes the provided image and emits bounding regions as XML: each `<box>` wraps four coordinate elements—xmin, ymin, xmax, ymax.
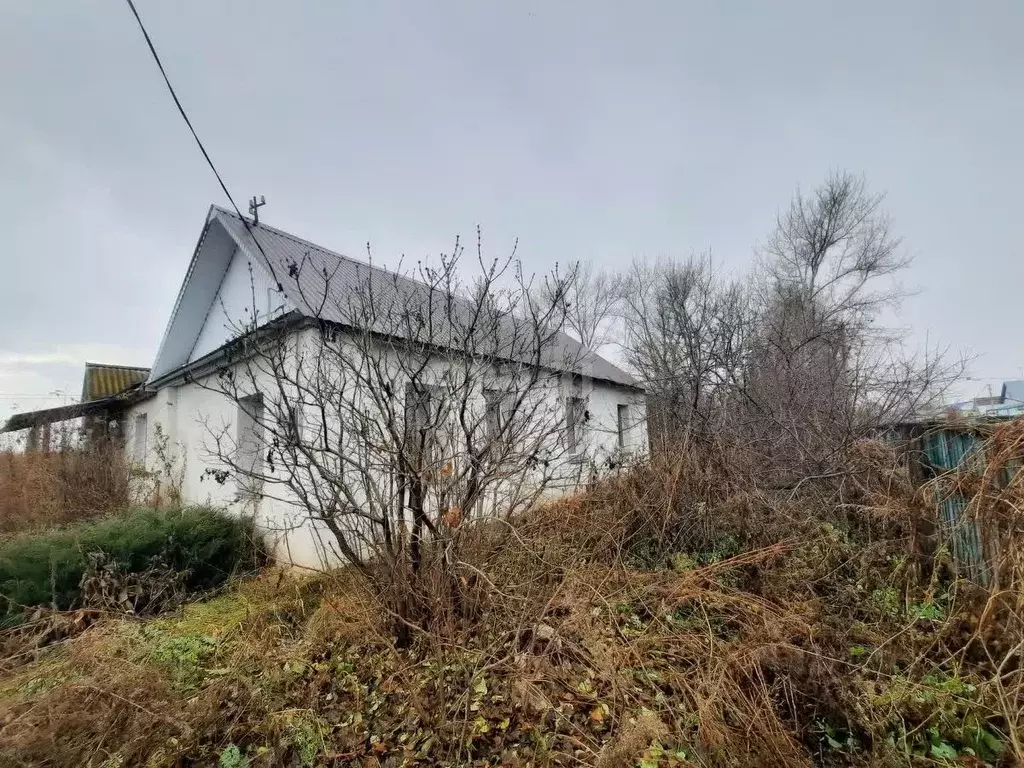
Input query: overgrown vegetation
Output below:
<box><xmin>1</xmin><ymin>419</ymin><xmax>1021</xmax><ymax>766</ymax></box>
<box><xmin>0</xmin><ymin>442</ymin><xmax>131</xmax><ymax>534</ymax></box>
<box><xmin>0</xmin><ymin>170</ymin><xmax>1014</xmax><ymax>764</ymax></box>
<box><xmin>0</xmin><ymin>507</ymin><xmax>265</xmax><ymax>626</ymax></box>
<box><xmin>621</xmin><ymin>171</ymin><xmax>966</xmax><ymax>477</ymax></box>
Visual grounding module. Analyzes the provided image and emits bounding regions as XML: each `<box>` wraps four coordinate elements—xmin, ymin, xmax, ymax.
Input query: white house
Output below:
<box><xmin>24</xmin><ymin>206</ymin><xmax>648</xmax><ymax>567</ymax></box>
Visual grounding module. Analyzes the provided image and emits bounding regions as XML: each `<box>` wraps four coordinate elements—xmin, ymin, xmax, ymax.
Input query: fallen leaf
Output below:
<box><xmin>444</xmin><ymin>505</ymin><xmax>462</xmax><ymax>528</ymax></box>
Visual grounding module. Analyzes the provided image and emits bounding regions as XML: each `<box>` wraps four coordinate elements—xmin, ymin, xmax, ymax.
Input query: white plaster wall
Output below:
<box><xmin>577</xmin><ymin>378</ymin><xmax>648</xmax><ymax>469</ymax></box>
<box><xmin>190</xmin><ymin>245</ymin><xmax>290</xmax><ymax>363</ymax></box>
<box><xmin>287</xmin><ymin>327</ymin><xmax>648</xmax><ymax>498</ymax></box>
<box><xmin>125</xmin><ymin>365</ymin><xmax>321</xmax><ymax>564</ymax></box>
<box><xmin>126</xmin><ymin>326</ymin><xmax>647</xmax><ymax>569</ymax></box>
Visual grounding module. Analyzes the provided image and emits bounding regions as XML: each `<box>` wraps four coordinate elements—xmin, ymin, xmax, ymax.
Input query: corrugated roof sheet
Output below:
<box><xmin>211</xmin><ymin>207</ymin><xmax>639</xmax><ymax>389</ymax></box>
<box><xmin>81</xmin><ymin>363</ymin><xmax>150</xmax><ymax>402</ymax></box>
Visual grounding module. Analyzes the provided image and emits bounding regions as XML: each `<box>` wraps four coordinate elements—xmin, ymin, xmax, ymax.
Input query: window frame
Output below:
<box><xmin>132</xmin><ymin>413</ymin><xmax>148</xmax><ymax>464</ymax></box>
<box><xmin>483</xmin><ymin>388</ymin><xmax>510</xmax><ymax>446</ymax></box>
<box><xmin>237</xmin><ymin>393</ymin><xmax>265</xmax><ymax>496</ymax></box>
<box><xmin>565</xmin><ymin>395</ymin><xmax>587</xmax><ymax>455</ymax></box>
<box><xmin>617</xmin><ymin>403</ymin><xmax>630</xmax><ymax>450</ymax></box>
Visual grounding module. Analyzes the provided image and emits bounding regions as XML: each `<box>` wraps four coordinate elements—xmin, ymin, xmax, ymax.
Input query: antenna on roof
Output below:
<box><xmin>248</xmin><ymin>195</ymin><xmax>266</xmax><ymax>225</ymax></box>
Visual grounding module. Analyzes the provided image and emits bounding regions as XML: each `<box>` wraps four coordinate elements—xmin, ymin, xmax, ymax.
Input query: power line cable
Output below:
<box><xmin>124</xmin><ymin>0</ymin><xmax>245</xmax><ymax>222</ymax></box>
<box><xmin>123</xmin><ymin>0</ymin><xmax>283</xmax><ymax>287</ymax></box>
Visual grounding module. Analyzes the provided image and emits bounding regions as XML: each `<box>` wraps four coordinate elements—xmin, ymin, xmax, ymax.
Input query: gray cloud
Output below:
<box><xmin>2</xmin><ymin>0</ymin><xmax>1022</xmax><ymax>414</ymax></box>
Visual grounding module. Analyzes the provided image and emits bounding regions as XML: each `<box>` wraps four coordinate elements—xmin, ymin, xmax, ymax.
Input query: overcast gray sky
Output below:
<box><xmin>1</xmin><ymin>1</ymin><xmax>1022</xmax><ymax>415</ymax></box>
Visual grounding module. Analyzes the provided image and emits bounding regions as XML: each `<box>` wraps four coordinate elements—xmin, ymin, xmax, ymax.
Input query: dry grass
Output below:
<box><xmin>1</xmin><ymin>426</ymin><xmax>1023</xmax><ymax>766</ymax></box>
<box><xmin>0</xmin><ymin>444</ymin><xmax>131</xmax><ymax>535</ymax></box>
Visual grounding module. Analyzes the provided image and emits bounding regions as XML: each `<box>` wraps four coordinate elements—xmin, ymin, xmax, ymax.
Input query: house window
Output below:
<box><xmin>282</xmin><ymin>404</ymin><xmax>302</xmax><ymax>446</ymax></box>
<box><xmin>566</xmin><ymin>396</ymin><xmax>587</xmax><ymax>454</ymax></box>
<box><xmin>483</xmin><ymin>389</ymin><xmax>508</xmax><ymax>443</ymax></box>
<box><xmin>237</xmin><ymin>394</ymin><xmax>264</xmax><ymax>490</ymax></box>
<box><xmin>617</xmin><ymin>404</ymin><xmax>630</xmax><ymax>449</ymax></box>
<box><xmin>132</xmin><ymin>413</ymin><xmax>148</xmax><ymax>463</ymax></box>
<box><xmin>405</xmin><ymin>384</ymin><xmax>445</xmax><ymax>468</ymax></box>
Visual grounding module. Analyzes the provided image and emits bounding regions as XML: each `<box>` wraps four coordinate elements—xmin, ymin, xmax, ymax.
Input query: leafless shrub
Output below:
<box><xmin>623</xmin><ymin>172</ymin><xmax>966</xmax><ymax>485</ymax></box>
<box><xmin>195</xmin><ymin>230</ymin><xmax>598</xmax><ymax>639</ymax></box>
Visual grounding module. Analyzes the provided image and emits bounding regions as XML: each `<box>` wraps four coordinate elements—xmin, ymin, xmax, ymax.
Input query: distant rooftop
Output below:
<box><xmin>949</xmin><ymin>379</ymin><xmax>1024</xmax><ymax>418</ymax></box>
<box><xmin>1001</xmin><ymin>380</ymin><xmax>1024</xmax><ymax>406</ymax></box>
<box><xmin>81</xmin><ymin>363</ymin><xmax>150</xmax><ymax>403</ymax></box>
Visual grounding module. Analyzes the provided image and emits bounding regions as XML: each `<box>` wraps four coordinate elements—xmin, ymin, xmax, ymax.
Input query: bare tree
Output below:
<box><xmin>535</xmin><ymin>261</ymin><xmax>627</xmax><ymax>354</ymax></box>
<box><xmin>759</xmin><ymin>170</ymin><xmax>909</xmax><ymax>338</ymax></box>
<box><xmin>622</xmin><ymin>256</ymin><xmax>750</xmax><ymax>444</ymax></box>
<box><xmin>191</xmin><ymin>232</ymin><xmax>587</xmax><ymax>630</ymax></box>
<box><xmin>736</xmin><ymin>171</ymin><xmax>966</xmax><ymax>481</ymax></box>
<box><xmin>618</xmin><ymin>171</ymin><xmax>965</xmax><ymax>483</ymax></box>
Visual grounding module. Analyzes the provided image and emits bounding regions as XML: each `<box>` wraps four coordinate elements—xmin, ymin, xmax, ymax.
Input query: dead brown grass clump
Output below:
<box><xmin>595</xmin><ymin>710</ymin><xmax>668</xmax><ymax>768</ymax></box>
<box><xmin>0</xmin><ymin>444</ymin><xmax>131</xmax><ymax>534</ymax></box>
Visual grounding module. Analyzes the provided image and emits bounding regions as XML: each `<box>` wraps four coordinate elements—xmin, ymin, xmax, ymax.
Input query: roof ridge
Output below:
<box><xmin>212</xmin><ymin>205</ymin><xmax>360</xmax><ymax>268</ymax></box>
<box><xmin>211</xmin><ymin>205</ymin><xmax>453</xmax><ymax>298</ymax></box>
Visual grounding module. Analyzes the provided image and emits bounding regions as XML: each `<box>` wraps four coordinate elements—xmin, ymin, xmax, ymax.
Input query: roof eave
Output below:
<box><xmin>146</xmin><ymin>205</ymin><xmax>221</xmax><ymax>385</ymax></box>
<box><xmin>1</xmin><ymin>388</ymin><xmax>156</xmax><ymax>433</ymax></box>
<box><xmin>148</xmin><ymin>311</ymin><xmax>644</xmax><ymax>394</ymax></box>
<box><xmin>145</xmin><ymin>310</ymin><xmax>306</xmax><ymax>390</ymax></box>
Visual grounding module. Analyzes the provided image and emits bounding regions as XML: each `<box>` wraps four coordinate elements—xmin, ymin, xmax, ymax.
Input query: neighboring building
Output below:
<box><xmin>80</xmin><ymin>363</ymin><xmax>152</xmax><ymax>444</ymax></box>
<box><xmin>80</xmin><ymin>362</ymin><xmax>151</xmax><ymax>403</ymax></box>
<box><xmin>2</xmin><ymin>363</ymin><xmax>152</xmax><ymax>451</ymax></box>
<box><xmin>991</xmin><ymin>380</ymin><xmax>1024</xmax><ymax>417</ymax></box>
<box><xmin>8</xmin><ymin>206</ymin><xmax>647</xmax><ymax>567</ymax></box>
<box><xmin>947</xmin><ymin>380</ymin><xmax>1024</xmax><ymax>419</ymax></box>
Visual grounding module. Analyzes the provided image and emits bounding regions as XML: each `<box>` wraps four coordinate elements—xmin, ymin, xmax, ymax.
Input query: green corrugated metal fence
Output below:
<box><xmin>920</xmin><ymin>428</ymin><xmax>988</xmax><ymax>583</ymax></box>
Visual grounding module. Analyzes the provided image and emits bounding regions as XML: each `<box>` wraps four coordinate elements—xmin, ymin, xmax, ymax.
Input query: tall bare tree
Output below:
<box><xmin>618</xmin><ymin>171</ymin><xmax>965</xmax><ymax>482</ymax></box>
<box><xmin>758</xmin><ymin>170</ymin><xmax>909</xmax><ymax>345</ymax></box>
<box><xmin>737</xmin><ymin>171</ymin><xmax>966</xmax><ymax>481</ymax></box>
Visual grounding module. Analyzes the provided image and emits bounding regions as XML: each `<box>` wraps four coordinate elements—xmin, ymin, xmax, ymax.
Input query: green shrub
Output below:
<box><xmin>0</xmin><ymin>507</ymin><xmax>265</xmax><ymax>625</ymax></box>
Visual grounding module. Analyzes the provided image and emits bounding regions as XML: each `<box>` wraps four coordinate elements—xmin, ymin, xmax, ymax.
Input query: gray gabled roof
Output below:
<box><xmin>209</xmin><ymin>206</ymin><xmax>639</xmax><ymax>389</ymax></box>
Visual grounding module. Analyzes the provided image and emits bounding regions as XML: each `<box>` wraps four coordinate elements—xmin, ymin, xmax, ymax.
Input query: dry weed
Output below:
<box><xmin>595</xmin><ymin>710</ymin><xmax>668</xmax><ymax>768</ymax></box>
<box><xmin>2</xmin><ymin>429</ymin><xmax>1024</xmax><ymax>766</ymax></box>
<box><xmin>0</xmin><ymin>444</ymin><xmax>131</xmax><ymax>534</ymax></box>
